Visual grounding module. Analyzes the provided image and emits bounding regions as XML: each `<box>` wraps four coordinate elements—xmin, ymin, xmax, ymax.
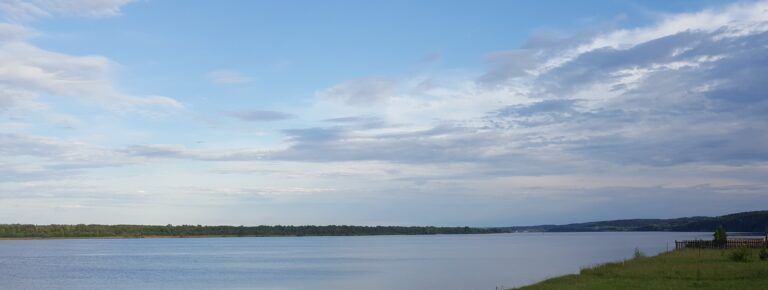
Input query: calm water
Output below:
<box><xmin>0</xmin><ymin>232</ymin><xmax>708</xmax><ymax>290</ymax></box>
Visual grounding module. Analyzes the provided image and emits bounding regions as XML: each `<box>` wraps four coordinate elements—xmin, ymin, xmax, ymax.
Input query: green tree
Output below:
<box><xmin>713</xmin><ymin>226</ymin><xmax>727</xmax><ymax>246</ymax></box>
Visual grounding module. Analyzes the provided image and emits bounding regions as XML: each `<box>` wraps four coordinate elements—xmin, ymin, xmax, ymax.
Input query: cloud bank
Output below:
<box><xmin>2</xmin><ymin>1</ymin><xmax>768</xmax><ymax>225</ymax></box>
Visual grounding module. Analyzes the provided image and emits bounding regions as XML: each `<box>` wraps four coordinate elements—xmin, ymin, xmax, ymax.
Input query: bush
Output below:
<box><xmin>713</xmin><ymin>226</ymin><xmax>727</xmax><ymax>246</ymax></box>
<box><xmin>729</xmin><ymin>247</ymin><xmax>751</xmax><ymax>262</ymax></box>
<box><xmin>759</xmin><ymin>248</ymin><xmax>768</xmax><ymax>261</ymax></box>
<box><xmin>633</xmin><ymin>247</ymin><xmax>646</xmax><ymax>259</ymax></box>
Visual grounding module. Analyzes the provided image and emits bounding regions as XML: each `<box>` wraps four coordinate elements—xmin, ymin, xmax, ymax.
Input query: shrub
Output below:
<box><xmin>633</xmin><ymin>247</ymin><xmax>646</xmax><ymax>259</ymax></box>
<box><xmin>713</xmin><ymin>226</ymin><xmax>727</xmax><ymax>246</ymax></box>
<box><xmin>729</xmin><ymin>247</ymin><xmax>751</xmax><ymax>262</ymax></box>
<box><xmin>759</xmin><ymin>248</ymin><xmax>768</xmax><ymax>261</ymax></box>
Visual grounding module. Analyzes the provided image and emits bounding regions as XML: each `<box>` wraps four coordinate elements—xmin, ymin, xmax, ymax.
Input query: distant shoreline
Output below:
<box><xmin>0</xmin><ymin>224</ymin><xmax>504</xmax><ymax>240</ymax></box>
<box><xmin>0</xmin><ymin>234</ymin><xmax>451</xmax><ymax>240</ymax></box>
<box><xmin>1</xmin><ymin>210</ymin><xmax>765</xmax><ymax>240</ymax></box>
<box><xmin>0</xmin><ymin>233</ymin><xmax>511</xmax><ymax>241</ymax></box>
<box><xmin>0</xmin><ymin>235</ymin><xmax>243</xmax><ymax>240</ymax></box>
<box><xmin>2</xmin><ymin>231</ymin><xmax>758</xmax><ymax>241</ymax></box>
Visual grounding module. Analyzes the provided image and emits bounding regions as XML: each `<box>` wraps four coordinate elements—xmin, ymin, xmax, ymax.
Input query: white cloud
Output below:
<box><xmin>0</xmin><ymin>35</ymin><xmax>183</xmax><ymax>112</ymax></box>
<box><xmin>537</xmin><ymin>1</ymin><xmax>768</xmax><ymax>76</ymax></box>
<box><xmin>592</xmin><ymin>1</ymin><xmax>768</xmax><ymax>48</ymax></box>
<box><xmin>317</xmin><ymin>77</ymin><xmax>397</xmax><ymax>105</ymax></box>
<box><xmin>0</xmin><ymin>23</ymin><xmax>29</xmax><ymax>41</ymax></box>
<box><xmin>205</xmin><ymin>69</ymin><xmax>252</xmax><ymax>85</ymax></box>
<box><xmin>0</xmin><ymin>1</ymin><xmax>167</xmax><ymax>112</ymax></box>
<box><xmin>255</xmin><ymin>0</ymin><xmax>768</xmax><ymax>192</ymax></box>
<box><xmin>3</xmin><ymin>0</ymin><xmax>768</xmax><ymax>224</ymax></box>
<box><xmin>0</xmin><ymin>133</ymin><xmax>134</xmax><ymax>168</ymax></box>
<box><xmin>0</xmin><ymin>0</ymin><xmax>136</xmax><ymax>22</ymax></box>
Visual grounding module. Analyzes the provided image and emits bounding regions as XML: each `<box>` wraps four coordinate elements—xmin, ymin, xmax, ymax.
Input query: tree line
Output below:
<box><xmin>0</xmin><ymin>224</ymin><xmax>504</xmax><ymax>238</ymax></box>
<box><xmin>506</xmin><ymin>210</ymin><xmax>768</xmax><ymax>233</ymax></box>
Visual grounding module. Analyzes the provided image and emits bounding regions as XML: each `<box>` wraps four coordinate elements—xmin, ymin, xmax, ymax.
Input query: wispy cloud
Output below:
<box><xmin>0</xmin><ymin>0</ymin><xmax>136</xmax><ymax>22</ymax></box>
<box><xmin>205</xmin><ymin>69</ymin><xmax>252</xmax><ymax>85</ymax></box>
<box><xmin>123</xmin><ymin>144</ymin><xmax>267</xmax><ymax>161</ymax></box>
<box><xmin>0</xmin><ymin>27</ymin><xmax>182</xmax><ymax>112</ymax></box>
<box><xmin>225</xmin><ymin>110</ymin><xmax>294</xmax><ymax>122</ymax></box>
<box><xmin>290</xmin><ymin>0</ymin><xmax>768</xmax><ymax>171</ymax></box>
<box><xmin>317</xmin><ymin>77</ymin><xmax>397</xmax><ymax>105</ymax></box>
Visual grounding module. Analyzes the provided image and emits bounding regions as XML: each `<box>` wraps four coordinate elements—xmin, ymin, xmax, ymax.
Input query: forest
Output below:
<box><xmin>3</xmin><ymin>210</ymin><xmax>765</xmax><ymax>239</ymax></box>
<box><xmin>506</xmin><ymin>211</ymin><xmax>768</xmax><ymax>233</ymax></box>
<box><xmin>0</xmin><ymin>224</ymin><xmax>503</xmax><ymax>238</ymax></box>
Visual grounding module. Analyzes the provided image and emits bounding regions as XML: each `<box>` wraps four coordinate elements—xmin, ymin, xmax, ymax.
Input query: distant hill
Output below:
<box><xmin>2</xmin><ymin>211</ymin><xmax>766</xmax><ymax>239</ymax></box>
<box><xmin>502</xmin><ymin>211</ymin><xmax>768</xmax><ymax>233</ymax></box>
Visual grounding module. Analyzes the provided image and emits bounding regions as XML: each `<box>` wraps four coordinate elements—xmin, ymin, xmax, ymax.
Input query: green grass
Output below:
<box><xmin>513</xmin><ymin>249</ymin><xmax>768</xmax><ymax>290</ymax></box>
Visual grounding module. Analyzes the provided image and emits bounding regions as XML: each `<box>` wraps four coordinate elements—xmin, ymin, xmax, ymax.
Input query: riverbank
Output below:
<box><xmin>513</xmin><ymin>248</ymin><xmax>768</xmax><ymax>290</ymax></box>
<box><xmin>0</xmin><ymin>224</ymin><xmax>504</xmax><ymax>239</ymax></box>
<box><xmin>0</xmin><ymin>235</ymin><xmax>248</xmax><ymax>240</ymax></box>
<box><xmin>0</xmin><ymin>233</ymin><xmax>481</xmax><ymax>240</ymax></box>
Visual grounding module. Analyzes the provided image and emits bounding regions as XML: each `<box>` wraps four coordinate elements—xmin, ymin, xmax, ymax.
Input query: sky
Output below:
<box><xmin>1</xmin><ymin>0</ymin><xmax>767</xmax><ymax>226</ymax></box>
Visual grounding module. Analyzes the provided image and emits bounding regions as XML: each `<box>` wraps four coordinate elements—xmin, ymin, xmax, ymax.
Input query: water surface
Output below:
<box><xmin>0</xmin><ymin>232</ymin><xmax>707</xmax><ymax>290</ymax></box>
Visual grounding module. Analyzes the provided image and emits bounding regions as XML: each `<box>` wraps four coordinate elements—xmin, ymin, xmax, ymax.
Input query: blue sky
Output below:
<box><xmin>1</xmin><ymin>0</ymin><xmax>767</xmax><ymax>226</ymax></box>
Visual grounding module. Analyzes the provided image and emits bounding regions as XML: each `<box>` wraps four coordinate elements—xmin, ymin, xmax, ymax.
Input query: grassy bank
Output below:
<box><xmin>514</xmin><ymin>248</ymin><xmax>768</xmax><ymax>290</ymax></box>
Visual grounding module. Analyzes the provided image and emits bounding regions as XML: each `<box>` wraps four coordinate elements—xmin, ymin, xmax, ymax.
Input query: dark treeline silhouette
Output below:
<box><xmin>4</xmin><ymin>210</ymin><xmax>766</xmax><ymax>238</ymax></box>
<box><xmin>0</xmin><ymin>224</ymin><xmax>503</xmax><ymax>238</ymax></box>
<box><xmin>505</xmin><ymin>210</ymin><xmax>768</xmax><ymax>233</ymax></box>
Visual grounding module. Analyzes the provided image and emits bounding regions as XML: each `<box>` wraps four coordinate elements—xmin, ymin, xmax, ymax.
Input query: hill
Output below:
<box><xmin>504</xmin><ymin>210</ymin><xmax>768</xmax><ymax>232</ymax></box>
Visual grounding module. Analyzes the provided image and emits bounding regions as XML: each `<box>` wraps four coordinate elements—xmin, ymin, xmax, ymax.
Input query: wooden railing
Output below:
<box><xmin>675</xmin><ymin>239</ymin><xmax>767</xmax><ymax>249</ymax></box>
